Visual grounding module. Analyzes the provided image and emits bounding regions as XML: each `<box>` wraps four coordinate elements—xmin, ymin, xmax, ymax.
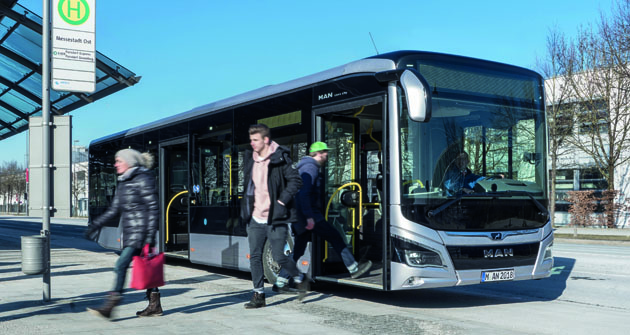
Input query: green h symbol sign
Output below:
<box><xmin>58</xmin><ymin>0</ymin><xmax>90</xmax><ymax>26</ymax></box>
<box><xmin>66</xmin><ymin>0</ymin><xmax>82</xmax><ymax>19</ymax></box>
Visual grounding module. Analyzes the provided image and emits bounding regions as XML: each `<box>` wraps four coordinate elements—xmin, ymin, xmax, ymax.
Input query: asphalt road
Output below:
<box><xmin>1</xmin><ymin>218</ymin><xmax>628</xmax><ymax>334</ymax></box>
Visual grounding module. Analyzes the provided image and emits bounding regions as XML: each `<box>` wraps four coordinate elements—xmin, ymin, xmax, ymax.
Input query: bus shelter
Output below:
<box><xmin>0</xmin><ymin>0</ymin><xmax>140</xmax><ymax>141</ymax></box>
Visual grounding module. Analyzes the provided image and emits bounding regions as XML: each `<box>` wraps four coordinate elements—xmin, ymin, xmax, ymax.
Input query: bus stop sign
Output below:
<box><xmin>52</xmin><ymin>0</ymin><xmax>96</xmax><ymax>93</ymax></box>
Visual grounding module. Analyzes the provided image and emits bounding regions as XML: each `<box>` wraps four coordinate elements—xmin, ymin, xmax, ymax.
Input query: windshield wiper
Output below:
<box><xmin>508</xmin><ymin>191</ymin><xmax>549</xmax><ymax>219</ymax></box>
<box><xmin>427</xmin><ymin>191</ymin><xmax>548</xmax><ymax>219</ymax></box>
<box><xmin>427</xmin><ymin>193</ymin><xmax>463</xmax><ymax>217</ymax></box>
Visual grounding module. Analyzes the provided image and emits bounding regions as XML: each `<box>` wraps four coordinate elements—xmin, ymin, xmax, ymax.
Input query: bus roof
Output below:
<box><xmin>90</xmin><ymin>50</ymin><xmax>540</xmax><ymax>146</ymax></box>
<box><xmin>91</xmin><ymin>57</ymin><xmax>397</xmax><ymax>146</ymax></box>
<box><xmin>370</xmin><ymin>50</ymin><xmax>541</xmax><ymax>78</ymax></box>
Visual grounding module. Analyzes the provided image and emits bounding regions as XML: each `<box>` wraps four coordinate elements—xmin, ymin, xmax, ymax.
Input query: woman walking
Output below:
<box><xmin>85</xmin><ymin>148</ymin><xmax>162</xmax><ymax>319</ymax></box>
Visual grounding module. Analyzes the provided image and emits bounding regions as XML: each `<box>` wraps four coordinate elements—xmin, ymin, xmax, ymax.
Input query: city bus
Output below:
<box><xmin>88</xmin><ymin>50</ymin><xmax>554</xmax><ymax>291</ymax></box>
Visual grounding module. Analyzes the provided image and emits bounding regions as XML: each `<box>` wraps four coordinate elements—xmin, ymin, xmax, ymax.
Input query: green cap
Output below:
<box><xmin>309</xmin><ymin>141</ymin><xmax>329</xmax><ymax>153</ymax></box>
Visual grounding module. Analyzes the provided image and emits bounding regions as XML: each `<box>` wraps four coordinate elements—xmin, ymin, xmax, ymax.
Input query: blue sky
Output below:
<box><xmin>0</xmin><ymin>0</ymin><xmax>615</xmax><ymax>165</ymax></box>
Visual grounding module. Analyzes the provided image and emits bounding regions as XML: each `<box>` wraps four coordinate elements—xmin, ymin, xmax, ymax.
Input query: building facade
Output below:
<box><xmin>545</xmin><ymin>76</ymin><xmax>630</xmax><ymax>228</ymax></box>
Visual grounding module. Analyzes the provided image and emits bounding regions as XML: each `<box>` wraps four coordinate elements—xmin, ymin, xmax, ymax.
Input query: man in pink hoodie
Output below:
<box><xmin>240</xmin><ymin>124</ymin><xmax>305</xmax><ymax>308</ymax></box>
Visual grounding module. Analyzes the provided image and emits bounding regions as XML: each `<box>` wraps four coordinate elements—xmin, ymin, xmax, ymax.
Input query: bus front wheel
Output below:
<box><xmin>262</xmin><ymin>236</ymin><xmax>294</xmax><ymax>284</ymax></box>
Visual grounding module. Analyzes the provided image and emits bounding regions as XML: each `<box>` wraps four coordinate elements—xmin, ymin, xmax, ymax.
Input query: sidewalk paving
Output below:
<box><xmin>1</xmin><ymin>216</ymin><xmax>628</xmax><ymax>334</ymax></box>
<box><xmin>0</xmin><ymin>216</ymin><xmax>359</xmax><ymax>335</ymax></box>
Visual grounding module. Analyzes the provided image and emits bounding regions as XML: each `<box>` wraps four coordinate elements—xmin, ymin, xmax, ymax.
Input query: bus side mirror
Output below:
<box><xmin>400</xmin><ymin>69</ymin><xmax>432</xmax><ymax>122</ymax></box>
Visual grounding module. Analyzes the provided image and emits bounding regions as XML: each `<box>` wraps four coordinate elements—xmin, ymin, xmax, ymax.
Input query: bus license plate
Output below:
<box><xmin>481</xmin><ymin>269</ymin><xmax>514</xmax><ymax>282</ymax></box>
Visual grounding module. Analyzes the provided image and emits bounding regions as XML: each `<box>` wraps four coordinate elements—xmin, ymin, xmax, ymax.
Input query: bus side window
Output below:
<box><xmin>194</xmin><ymin>123</ymin><xmax>233</xmax><ymax>207</ymax></box>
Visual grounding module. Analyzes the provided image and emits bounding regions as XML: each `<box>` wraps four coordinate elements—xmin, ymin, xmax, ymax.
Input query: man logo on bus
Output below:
<box><xmin>318</xmin><ymin>92</ymin><xmax>333</xmax><ymax>100</ymax></box>
<box><xmin>58</xmin><ymin>0</ymin><xmax>90</xmax><ymax>26</ymax></box>
<box><xmin>483</xmin><ymin>248</ymin><xmax>514</xmax><ymax>258</ymax></box>
<box><xmin>491</xmin><ymin>233</ymin><xmax>502</xmax><ymax>240</ymax></box>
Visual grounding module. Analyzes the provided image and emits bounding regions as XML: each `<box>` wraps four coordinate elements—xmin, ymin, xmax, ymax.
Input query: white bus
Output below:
<box><xmin>89</xmin><ymin>50</ymin><xmax>553</xmax><ymax>290</ymax></box>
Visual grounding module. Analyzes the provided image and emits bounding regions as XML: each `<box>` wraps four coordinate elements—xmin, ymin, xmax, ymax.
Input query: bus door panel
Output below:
<box><xmin>160</xmin><ymin>140</ymin><xmax>190</xmax><ymax>257</ymax></box>
<box><xmin>190</xmin><ymin>141</ymin><xmax>235</xmax><ymax>234</ymax></box>
<box><xmin>314</xmin><ymin>100</ymin><xmax>385</xmax><ymax>288</ymax></box>
<box><xmin>188</xmin><ymin>123</ymin><xmax>243</xmax><ymax>268</ymax></box>
<box><xmin>321</xmin><ymin>117</ymin><xmax>360</xmax><ymax>263</ymax></box>
<box><xmin>314</xmin><ymin>115</ymin><xmax>370</xmax><ymax>278</ymax></box>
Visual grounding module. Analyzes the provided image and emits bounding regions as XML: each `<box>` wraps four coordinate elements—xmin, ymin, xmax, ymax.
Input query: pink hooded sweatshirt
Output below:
<box><xmin>251</xmin><ymin>141</ymin><xmax>279</xmax><ymax>222</ymax></box>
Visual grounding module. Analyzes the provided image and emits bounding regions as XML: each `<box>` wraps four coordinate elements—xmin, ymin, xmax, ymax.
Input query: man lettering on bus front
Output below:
<box><xmin>241</xmin><ymin>124</ymin><xmax>306</xmax><ymax>308</ymax></box>
<box><xmin>273</xmin><ymin>142</ymin><xmax>372</xmax><ymax>293</ymax></box>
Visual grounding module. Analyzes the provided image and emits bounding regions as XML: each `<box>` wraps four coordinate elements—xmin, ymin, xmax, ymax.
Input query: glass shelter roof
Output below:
<box><xmin>0</xmin><ymin>0</ymin><xmax>140</xmax><ymax>140</ymax></box>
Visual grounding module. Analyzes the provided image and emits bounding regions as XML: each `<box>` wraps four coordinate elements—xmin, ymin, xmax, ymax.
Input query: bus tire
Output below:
<box><xmin>262</xmin><ymin>235</ymin><xmax>294</xmax><ymax>284</ymax></box>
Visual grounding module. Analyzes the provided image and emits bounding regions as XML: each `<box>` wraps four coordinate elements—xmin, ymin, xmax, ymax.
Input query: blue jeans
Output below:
<box><xmin>293</xmin><ymin>219</ymin><xmax>356</xmax><ymax>269</ymax></box>
<box><xmin>113</xmin><ymin>247</ymin><xmax>141</xmax><ymax>293</ymax></box>
<box><xmin>278</xmin><ymin>219</ymin><xmax>357</xmax><ymax>280</ymax></box>
<box><xmin>247</xmin><ymin>221</ymin><xmax>300</xmax><ymax>290</ymax></box>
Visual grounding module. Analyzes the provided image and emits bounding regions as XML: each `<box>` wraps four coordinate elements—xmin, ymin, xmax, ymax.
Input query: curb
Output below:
<box><xmin>554</xmin><ymin>233</ymin><xmax>630</xmax><ymax>242</ymax></box>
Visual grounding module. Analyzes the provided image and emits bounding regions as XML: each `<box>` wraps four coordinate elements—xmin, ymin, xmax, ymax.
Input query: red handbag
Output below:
<box><xmin>130</xmin><ymin>244</ymin><xmax>165</xmax><ymax>290</ymax></box>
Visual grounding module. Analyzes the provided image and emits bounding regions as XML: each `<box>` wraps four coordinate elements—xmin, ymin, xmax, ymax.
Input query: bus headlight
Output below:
<box><xmin>393</xmin><ymin>235</ymin><xmax>445</xmax><ymax>268</ymax></box>
<box><xmin>405</xmin><ymin>249</ymin><xmax>443</xmax><ymax>267</ymax></box>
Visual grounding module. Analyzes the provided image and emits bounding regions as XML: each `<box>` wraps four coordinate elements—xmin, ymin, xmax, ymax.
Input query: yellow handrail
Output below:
<box><xmin>225</xmin><ymin>154</ymin><xmax>232</xmax><ymax>197</ymax></box>
<box><xmin>367</xmin><ymin>120</ymin><xmax>382</xmax><ymax>164</ymax></box>
<box><xmin>352</xmin><ymin>106</ymin><xmax>365</xmax><ymax>117</ymax></box>
<box><xmin>403</xmin><ymin>179</ymin><xmax>425</xmax><ymax>189</ymax></box>
<box><xmin>165</xmin><ymin>190</ymin><xmax>188</xmax><ymax>243</ymax></box>
<box><xmin>324</xmin><ymin>182</ymin><xmax>363</xmax><ymax>258</ymax></box>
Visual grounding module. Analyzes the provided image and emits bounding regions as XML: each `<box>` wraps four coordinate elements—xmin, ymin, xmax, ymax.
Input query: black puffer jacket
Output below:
<box><xmin>240</xmin><ymin>143</ymin><xmax>302</xmax><ymax>226</ymax></box>
<box><xmin>93</xmin><ymin>167</ymin><xmax>159</xmax><ymax>249</ymax></box>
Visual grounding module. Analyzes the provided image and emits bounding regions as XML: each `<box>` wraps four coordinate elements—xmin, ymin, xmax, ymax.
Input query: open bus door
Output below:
<box><xmin>313</xmin><ymin>99</ymin><xmax>386</xmax><ymax>290</ymax></box>
<box><xmin>160</xmin><ymin>138</ymin><xmax>190</xmax><ymax>259</ymax></box>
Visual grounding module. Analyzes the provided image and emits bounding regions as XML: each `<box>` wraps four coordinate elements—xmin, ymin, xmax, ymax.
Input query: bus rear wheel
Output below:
<box><xmin>262</xmin><ymin>236</ymin><xmax>294</xmax><ymax>284</ymax></box>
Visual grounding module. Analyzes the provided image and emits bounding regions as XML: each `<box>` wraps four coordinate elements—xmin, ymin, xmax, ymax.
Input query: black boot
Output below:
<box><xmin>137</xmin><ymin>292</ymin><xmax>163</xmax><ymax>317</ymax></box>
<box><xmin>87</xmin><ymin>292</ymin><xmax>122</xmax><ymax>319</ymax></box>
<box><xmin>244</xmin><ymin>292</ymin><xmax>266</xmax><ymax>309</ymax></box>
<box><xmin>135</xmin><ymin>289</ymin><xmax>152</xmax><ymax>316</ymax></box>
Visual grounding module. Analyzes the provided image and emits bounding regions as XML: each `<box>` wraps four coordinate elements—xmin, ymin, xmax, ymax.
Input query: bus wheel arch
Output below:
<box><xmin>262</xmin><ymin>235</ymin><xmax>294</xmax><ymax>284</ymax></box>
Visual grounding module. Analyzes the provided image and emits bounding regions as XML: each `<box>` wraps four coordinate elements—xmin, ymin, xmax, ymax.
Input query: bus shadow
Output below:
<box><xmin>312</xmin><ymin>257</ymin><xmax>576</xmax><ymax>308</ymax></box>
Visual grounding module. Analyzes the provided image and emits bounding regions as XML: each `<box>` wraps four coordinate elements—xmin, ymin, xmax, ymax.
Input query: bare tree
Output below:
<box><xmin>0</xmin><ymin>161</ymin><xmax>25</xmax><ymax>213</ymax></box>
<box><xmin>538</xmin><ymin>27</ymin><xmax>578</xmax><ymax>227</ymax></box>
<box><xmin>550</xmin><ymin>1</ymin><xmax>630</xmax><ymax>228</ymax></box>
<box><xmin>602</xmin><ymin>0</ymin><xmax>630</xmax><ymax>80</ymax></box>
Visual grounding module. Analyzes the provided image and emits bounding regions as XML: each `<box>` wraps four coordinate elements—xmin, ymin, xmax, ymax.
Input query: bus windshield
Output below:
<box><xmin>399</xmin><ymin>57</ymin><xmax>548</xmax><ymax>231</ymax></box>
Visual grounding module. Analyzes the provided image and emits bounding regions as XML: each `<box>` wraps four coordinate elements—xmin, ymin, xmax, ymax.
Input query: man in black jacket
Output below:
<box><xmin>241</xmin><ymin>124</ymin><xmax>305</xmax><ymax>308</ymax></box>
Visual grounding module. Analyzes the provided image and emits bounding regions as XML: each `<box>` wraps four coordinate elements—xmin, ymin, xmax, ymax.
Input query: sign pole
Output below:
<box><xmin>42</xmin><ymin>0</ymin><xmax>52</xmax><ymax>302</ymax></box>
<box><xmin>40</xmin><ymin>0</ymin><xmax>96</xmax><ymax>300</ymax></box>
